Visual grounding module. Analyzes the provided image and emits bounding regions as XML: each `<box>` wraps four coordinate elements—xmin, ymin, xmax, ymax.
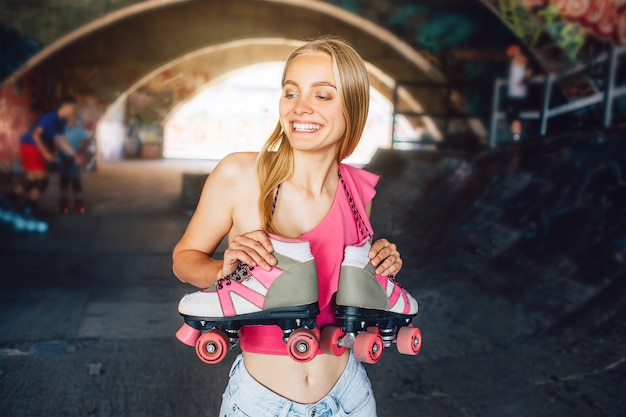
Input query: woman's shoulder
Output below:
<box><xmin>340</xmin><ymin>163</ymin><xmax>379</xmax><ymax>185</ymax></box>
<box><xmin>212</xmin><ymin>152</ymin><xmax>259</xmax><ymax>181</ymax></box>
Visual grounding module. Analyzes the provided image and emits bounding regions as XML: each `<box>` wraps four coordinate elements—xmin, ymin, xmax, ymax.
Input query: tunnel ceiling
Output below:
<box><xmin>4</xmin><ymin>0</ymin><xmax>474</xmax><ymax>137</ymax></box>
<box><xmin>2</xmin><ymin>0</ymin><xmax>615</xmax><ymax>80</ymax></box>
<box><xmin>5</xmin><ymin>0</ymin><xmax>444</xmax><ymax>89</ymax></box>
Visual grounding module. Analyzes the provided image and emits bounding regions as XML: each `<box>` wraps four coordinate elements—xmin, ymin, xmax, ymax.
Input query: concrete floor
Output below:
<box><xmin>1</xmin><ymin>138</ymin><xmax>625</xmax><ymax>416</ymax></box>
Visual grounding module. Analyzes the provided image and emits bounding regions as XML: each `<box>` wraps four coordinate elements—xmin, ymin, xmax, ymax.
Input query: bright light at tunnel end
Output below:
<box><xmin>163</xmin><ymin>62</ymin><xmax>415</xmax><ymax>165</ymax></box>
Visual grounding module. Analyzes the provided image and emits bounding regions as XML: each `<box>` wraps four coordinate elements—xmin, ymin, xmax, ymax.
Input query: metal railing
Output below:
<box><xmin>390</xmin><ymin>80</ymin><xmax>491</xmax><ymax>146</ymax></box>
<box><xmin>489</xmin><ymin>44</ymin><xmax>626</xmax><ymax>148</ymax></box>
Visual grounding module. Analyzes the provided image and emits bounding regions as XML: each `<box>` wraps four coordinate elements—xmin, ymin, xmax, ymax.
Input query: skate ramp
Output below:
<box><xmin>364</xmin><ymin>129</ymin><xmax>626</xmax><ymax>415</ymax></box>
<box><xmin>367</xmin><ymin>128</ymin><xmax>626</xmax><ymax>361</ymax></box>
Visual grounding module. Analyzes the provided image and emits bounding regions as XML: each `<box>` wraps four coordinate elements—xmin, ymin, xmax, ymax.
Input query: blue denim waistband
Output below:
<box><xmin>226</xmin><ymin>353</ymin><xmax>367</xmax><ymax>417</ymax></box>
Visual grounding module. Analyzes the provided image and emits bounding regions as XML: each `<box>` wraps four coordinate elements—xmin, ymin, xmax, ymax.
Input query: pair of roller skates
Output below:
<box><xmin>176</xmin><ymin>237</ymin><xmax>421</xmax><ymax>365</ymax></box>
<box><xmin>59</xmin><ymin>197</ymin><xmax>86</xmax><ymax>215</ymax></box>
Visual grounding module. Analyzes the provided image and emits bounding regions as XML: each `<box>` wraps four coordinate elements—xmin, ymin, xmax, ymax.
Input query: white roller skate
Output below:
<box><xmin>321</xmin><ymin>239</ymin><xmax>421</xmax><ymax>364</ymax></box>
<box><xmin>176</xmin><ymin>237</ymin><xmax>320</xmax><ymax>364</ymax></box>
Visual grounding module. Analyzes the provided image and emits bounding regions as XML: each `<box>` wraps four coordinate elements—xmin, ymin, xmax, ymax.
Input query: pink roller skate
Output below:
<box><xmin>176</xmin><ymin>237</ymin><xmax>320</xmax><ymax>364</ymax></box>
<box><xmin>321</xmin><ymin>239</ymin><xmax>421</xmax><ymax>364</ymax></box>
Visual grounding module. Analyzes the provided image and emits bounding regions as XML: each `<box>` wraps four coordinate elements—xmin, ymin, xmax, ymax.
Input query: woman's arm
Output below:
<box><xmin>172</xmin><ymin>153</ymin><xmax>276</xmax><ymax>288</ymax></box>
<box><xmin>172</xmin><ymin>158</ymin><xmax>234</xmax><ymax>288</ymax></box>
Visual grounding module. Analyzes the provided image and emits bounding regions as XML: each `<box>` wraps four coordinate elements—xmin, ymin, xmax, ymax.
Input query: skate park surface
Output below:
<box><xmin>1</xmin><ymin>129</ymin><xmax>625</xmax><ymax>417</ymax></box>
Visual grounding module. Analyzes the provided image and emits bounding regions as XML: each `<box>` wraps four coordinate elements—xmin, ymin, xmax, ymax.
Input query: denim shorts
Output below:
<box><xmin>219</xmin><ymin>353</ymin><xmax>377</xmax><ymax>417</ymax></box>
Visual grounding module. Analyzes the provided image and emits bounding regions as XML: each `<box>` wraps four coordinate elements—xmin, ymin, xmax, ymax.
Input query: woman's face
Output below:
<box><xmin>279</xmin><ymin>52</ymin><xmax>346</xmax><ymax>156</ymax></box>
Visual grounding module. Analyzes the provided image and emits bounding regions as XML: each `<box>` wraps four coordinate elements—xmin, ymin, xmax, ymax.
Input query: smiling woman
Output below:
<box><xmin>172</xmin><ymin>35</ymin><xmax>419</xmax><ymax>417</ymax></box>
<box><xmin>162</xmin><ymin>62</ymin><xmax>405</xmax><ymax>164</ymax></box>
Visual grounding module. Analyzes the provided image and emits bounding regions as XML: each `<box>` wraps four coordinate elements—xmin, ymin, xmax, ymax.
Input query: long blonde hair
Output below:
<box><xmin>255</xmin><ymin>35</ymin><xmax>370</xmax><ymax>232</ymax></box>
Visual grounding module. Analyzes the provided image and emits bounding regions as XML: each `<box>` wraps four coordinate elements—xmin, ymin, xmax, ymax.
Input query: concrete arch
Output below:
<box><xmin>97</xmin><ymin>36</ymin><xmax>441</xmax><ymax>161</ymax></box>
<box><xmin>5</xmin><ymin>0</ymin><xmax>442</xmax><ymax>85</ymax></box>
<box><xmin>115</xmin><ymin>37</ymin><xmax>440</xmax><ymax>135</ymax></box>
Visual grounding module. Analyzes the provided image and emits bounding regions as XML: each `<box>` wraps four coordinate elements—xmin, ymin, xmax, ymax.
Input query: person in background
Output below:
<box><xmin>5</xmin><ymin>96</ymin><xmax>81</xmax><ymax>217</ymax></box>
<box><xmin>58</xmin><ymin>112</ymin><xmax>90</xmax><ymax>214</ymax></box>
<box><xmin>505</xmin><ymin>44</ymin><xmax>532</xmax><ymax>141</ymax></box>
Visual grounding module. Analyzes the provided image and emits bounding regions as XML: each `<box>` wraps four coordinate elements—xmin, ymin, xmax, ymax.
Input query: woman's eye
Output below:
<box><xmin>316</xmin><ymin>92</ymin><xmax>334</xmax><ymax>101</ymax></box>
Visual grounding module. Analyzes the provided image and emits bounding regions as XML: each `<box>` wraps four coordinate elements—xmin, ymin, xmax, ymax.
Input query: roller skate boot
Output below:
<box><xmin>176</xmin><ymin>237</ymin><xmax>320</xmax><ymax>364</ymax></box>
<box><xmin>74</xmin><ymin>199</ymin><xmax>86</xmax><ymax>214</ymax></box>
<box><xmin>321</xmin><ymin>239</ymin><xmax>421</xmax><ymax>364</ymax></box>
<box><xmin>59</xmin><ymin>197</ymin><xmax>70</xmax><ymax>214</ymax></box>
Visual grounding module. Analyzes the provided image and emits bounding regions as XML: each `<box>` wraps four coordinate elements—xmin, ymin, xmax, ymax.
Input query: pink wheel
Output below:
<box><xmin>195</xmin><ymin>329</ymin><xmax>229</xmax><ymax>364</ymax></box>
<box><xmin>311</xmin><ymin>327</ymin><xmax>321</xmax><ymax>340</ymax></box>
<box><xmin>287</xmin><ymin>329</ymin><xmax>319</xmax><ymax>363</ymax></box>
<box><xmin>396</xmin><ymin>326</ymin><xmax>422</xmax><ymax>355</ymax></box>
<box><xmin>354</xmin><ymin>331</ymin><xmax>384</xmax><ymax>364</ymax></box>
<box><xmin>320</xmin><ymin>326</ymin><xmax>347</xmax><ymax>356</ymax></box>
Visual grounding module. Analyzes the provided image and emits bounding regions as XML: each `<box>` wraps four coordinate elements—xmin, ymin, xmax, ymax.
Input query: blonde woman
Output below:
<box><xmin>173</xmin><ymin>35</ymin><xmax>418</xmax><ymax>416</ymax></box>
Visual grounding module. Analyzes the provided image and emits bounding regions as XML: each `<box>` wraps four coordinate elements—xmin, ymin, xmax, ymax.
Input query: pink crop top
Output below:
<box><xmin>239</xmin><ymin>163</ymin><xmax>379</xmax><ymax>355</ymax></box>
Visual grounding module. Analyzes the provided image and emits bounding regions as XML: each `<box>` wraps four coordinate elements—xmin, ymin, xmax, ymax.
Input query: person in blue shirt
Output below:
<box><xmin>10</xmin><ymin>96</ymin><xmax>81</xmax><ymax>216</ymax></box>
<box><xmin>58</xmin><ymin>112</ymin><xmax>90</xmax><ymax>214</ymax></box>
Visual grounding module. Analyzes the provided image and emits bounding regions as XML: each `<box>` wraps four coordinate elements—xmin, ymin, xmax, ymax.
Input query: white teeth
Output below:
<box><xmin>293</xmin><ymin>123</ymin><xmax>321</xmax><ymax>132</ymax></box>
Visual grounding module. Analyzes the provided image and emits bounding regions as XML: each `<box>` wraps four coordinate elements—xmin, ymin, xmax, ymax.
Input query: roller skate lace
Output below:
<box><xmin>216</xmin><ymin>263</ymin><xmax>252</xmax><ymax>289</ymax></box>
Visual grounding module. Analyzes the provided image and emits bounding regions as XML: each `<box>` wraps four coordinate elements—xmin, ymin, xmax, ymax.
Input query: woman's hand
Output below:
<box><xmin>368</xmin><ymin>238</ymin><xmax>402</xmax><ymax>277</ymax></box>
<box><xmin>222</xmin><ymin>230</ymin><xmax>277</xmax><ymax>278</ymax></box>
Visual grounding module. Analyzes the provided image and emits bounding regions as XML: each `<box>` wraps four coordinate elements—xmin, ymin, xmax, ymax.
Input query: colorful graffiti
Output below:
<box><xmin>122</xmin><ymin>68</ymin><xmax>211</xmax><ymax>159</ymax></box>
<box><xmin>127</xmin><ymin>68</ymin><xmax>210</xmax><ymax>124</ymax></box>
<box><xmin>550</xmin><ymin>0</ymin><xmax>626</xmax><ymax>44</ymax></box>
<box><xmin>0</xmin><ymin>84</ymin><xmax>33</xmax><ymax>172</ymax></box>
<box><xmin>0</xmin><ymin>74</ymin><xmax>106</xmax><ymax>172</ymax></box>
<box><xmin>483</xmin><ymin>0</ymin><xmax>620</xmax><ymax>68</ymax></box>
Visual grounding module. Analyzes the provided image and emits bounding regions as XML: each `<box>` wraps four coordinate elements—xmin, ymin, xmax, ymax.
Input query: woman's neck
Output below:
<box><xmin>289</xmin><ymin>152</ymin><xmax>339</xmax><ymax>196</ymax></box>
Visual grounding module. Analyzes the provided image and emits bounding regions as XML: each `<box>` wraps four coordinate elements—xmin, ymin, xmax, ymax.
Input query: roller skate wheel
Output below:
<box><xmin>320</xmin><ymin>326</ymin><xmax>347</xmax><ymax>357</ymax></box>
<box><xmin>287</xmin><ymin>329</ymin><xmax>319</xmax><ymax>363</ymax></box>
<box><xmin>25</xmin><ymin>220</ymin><xmax>37</xmax><ymax>232</ymax></box>
<box><xmin>354</xmin><ymin>332</ymin><xmax>384</xmax><ymax>364</ymax></box>
<box><xmin>195</xmin><ymin>329</ymin><xmax>229</xmax><ymax>364</ymax></box>
<box><xmin>14</xmin><ymin>217</ymin><xmax>26</xmax><ymax>230</ymax></box>
<box><xmin>396</xmin><ymin>326</ymin><xmax>422</xmax><ymax>355</ymax></box>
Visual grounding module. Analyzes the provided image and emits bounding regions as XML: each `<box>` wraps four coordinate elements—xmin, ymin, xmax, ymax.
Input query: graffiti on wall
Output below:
<box><xmin>0</xmin><ymin>71</ymin><xmax>106</xmax><ymax>171</ymax></box>
<box><xmin>545</xmin><ymin>0</ymin><xmax>625</xmax><ymax>44</ymax></box>
<box><xmin>0</xmin><ymin>84</ymin><xmax>34</xmax><ymax>172</ymax></box>
<box><xmin>124</xmin><ymin>67</ymin><xmax>211</xmax><ymax>158</ymax></box>
<box><xmin>128</xmin><ymin>68</ymin><xmax>211</xmax><ymax>123</ymax></box>
<box><xmin>484</xmin><ymin>0</ymin><xmax>620</xmax><ymax>66</ymax></box>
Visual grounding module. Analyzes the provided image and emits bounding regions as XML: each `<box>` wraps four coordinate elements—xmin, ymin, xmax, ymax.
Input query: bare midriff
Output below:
<box><xmin>243</xmin><ymin>350</ymin><xmax>350</xmax><ymax>404</ymax></box>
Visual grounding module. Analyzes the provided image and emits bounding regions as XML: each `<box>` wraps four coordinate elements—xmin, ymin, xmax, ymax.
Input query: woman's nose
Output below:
<box><xmin>293</xmin><ymin>95</ymin><xmax>313</xmax><ymax>115</ymax></box>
